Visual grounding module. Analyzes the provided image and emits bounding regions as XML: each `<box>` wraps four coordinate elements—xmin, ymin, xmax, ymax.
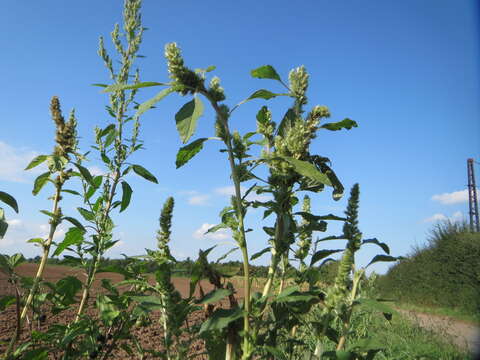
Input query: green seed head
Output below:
<box><xmin>50</xmin><ymin>97</ymin><xmax>77</xmax><ymax>160</ymax></box>
<box><xmin>165</xmin><ymin>42</ymin><xmax>203</xmax><ymax>95</ymax></box>
<box><xmin>289</xmin><ymin>66</ymin><xmax>309</xmax><ymax>110</ymax></box>
<box><xmin>208</xmin><ymin>76</ymin><xmax>226</xmax><ymax>102</ymax></box>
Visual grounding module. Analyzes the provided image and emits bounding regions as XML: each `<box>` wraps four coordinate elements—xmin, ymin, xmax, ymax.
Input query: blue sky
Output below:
<box><xmin>1</xmin><ymin>0</ymin><xmax>479</xmax><ymax>274</ymax></box>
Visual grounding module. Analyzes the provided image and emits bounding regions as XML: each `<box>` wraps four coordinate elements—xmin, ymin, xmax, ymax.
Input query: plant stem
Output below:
<box><xmin>335</xmin><ymin>269</ymin><xmax>364</xmax><ymax>351</ymax></box>
<box><xmin>202</xmin><ymin>93</ymin><xmax>252</xmax><ymax>358</ymax></box>
<box><xmin>4</xmin><ymin>183</ymin><xmax>62</xmax><ymax>358</ymax></box>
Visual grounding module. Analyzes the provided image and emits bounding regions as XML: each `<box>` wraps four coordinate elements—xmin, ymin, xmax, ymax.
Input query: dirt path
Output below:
<box><xmin>398</xmin><ymin>309</ymin><xmax>480</xmax><ymax>354</ymax></box>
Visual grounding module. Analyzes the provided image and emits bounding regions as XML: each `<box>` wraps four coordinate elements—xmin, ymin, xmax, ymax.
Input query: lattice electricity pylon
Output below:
<box><xmin>467</xmin><ymin>158</ymin><xmax>479</xmax><ymax>232</ymax></box>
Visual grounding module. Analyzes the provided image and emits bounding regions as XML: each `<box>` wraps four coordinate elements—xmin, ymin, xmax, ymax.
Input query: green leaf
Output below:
<box><xmin>321</xmin><ymin>118</ymin><xmax>358</xmax><ymax>131</ymax></box>
<box><xmin>28</xmin><ymin>238</ymin><xmax>44</xmax><ymax>246</ymax></box>
<box><xmin>104</xmin><ymin>129</ymin><xmax>116</xmax><ymax>148</ymax></box>
<box><xmin>362</xmin><ymin>238</ymin><xmax>390</xmax><ymax>254</ymax></box>
<box><xmin>102</xmin><ymin>81</ymin><xmax>166</xmax><ymax>93</ymax></box>
<box><xmin>75</xmin><ymin>164</ymin><xmax>93</xmax><ymax>184</ymax></box>
<box><xmin>205</xmin><ymin>223</ymin><xmax>228</xmax><ymax>234</ymax></box>
<box><xmin>62</xmin><ymin>217</ymin><xmax>85</xmax><ymax>231</ymax></box>
<box><xmin>280</xmin><ymin>157</ymin><xmax>332</xmax><ymax>186</ymax></box>
<box><xmin>176</xmin><ymin>138</ymin><xmax>209</xmax><ymax>169</ymax></box>
<box><xmin>54</xmin><ymin>276</ymin><xmax>82</xmax><ymax>301</ymax></box>
<box><xmin>0</xmin><ymin>191</ymin><xmax>19</xmax><ymax>213</ymax></box>
<box><xmin>196</xmin><ymin>288</ymin><xmax>232</xmax><ymax>305</ymax></box>
<box><xmin>0</xmin><ymin>295</ymin><xmax>15</xmax><ymax>311</ymax></box>
<box><xmin>32</xmin><ymin>172</ymin><xmax>50</xmax><ymax>195</ymax></box>
<box><xmin>97</xmin><ymin>295</ymin><xmax>120</xmax><ymax>324</ymax></box>
<box><xmin>322</xmin><ymin>350</ymin><xmax>354</xmax><ymax>360</ymax></box>
<box><xmin>0</xmin><ymin>209</ymin><xmax>7</xmax><ymax>239</ymax></box>
<box><xmin>310</xmin><ymin>249</ymin><xmax>343</xmax><ymax>266</ymax></box>
<box><xmin>250</xmin><ymin>247</ymin><xmax>271</xmax><ymax>261</ymax></box>
<box><xmin>199</xmin><ymin>307</ymin><xmax>243</xmax><ymax>334</ymax></box>
<box><xmin>295</xmin><ymin>212</ymin><xmax>346</xmax><ymax>222</ymax></box>
<box><xmin>134</xmin><ymin>87</ymin><xmax>174</xmax><ymax>119</ymax></box>
<box><xmin>120</xmin><ymin>181</ymin><xmax>132</xmax><ymax>212</ymax></box>
<box><xmin>132</xmin><ymin>164</ymin><xmax>158</xmax><ymax>183</ymax></box>
<box><xmin>77</xmin><ymin>207</ymin><xmax>95</xmax><ymax>222</ymax></box>
<box><xmin>25</xmin><ymin>155</ymin><xmax>48</xmax><ymax>170</ymax></box>
<box><xmin>62</xmin><ymin>189</ymin><xmax>81</xmax><ymax>196</ymax></box>
<box><xmin>247</xmin><ymin>89</ymin><xmax>281</xmax><ymax>101</ymax></box>
<box><xmin>99</xmin><ymin>124</ymin><xmax>115</xmax><ymax>137</ymax></box>
<box><xmin>277</xmin><ymin>108</ymin><xmax>296</xmax><ymax>136</ymax></box>
<box><xmin>250</xmin><ymin>65</ymin><xmax>282</xmax><ymax>82</ymax></box>
<box><xmin>53</xmin><ymin>227</ymin><xmax>85</xmax><ymax>256</ymax></box>
<box><xmin>40</xmin><ymin>210</ymin><xmax>55</xmax><ymax>218</ymax></box>
<box><xmin>366</xmin><ymin>255</ymin><xmax>401</xmax><ymax>268</ymax></box>
<box><xmin>175</xmin><ymin>96</ymin><xmax>204</xmax><ymax>144</ymax></box>
<box><xmin>9</xmin><ymin>253</ymin><xmax>25</xmax><ymax>268</ymax></box>
<box><xmin>21</xmin><ymin>349</ymin><xmax>48</xmax><ymax>359</ymax></box>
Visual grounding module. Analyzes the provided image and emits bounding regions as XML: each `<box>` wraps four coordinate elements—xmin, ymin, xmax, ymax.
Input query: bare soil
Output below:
<box><xmin>0</xmin><ymin>263</ymin><xmax>240</xmax><ymax>359</ymax></box>
<box><xmin>398</xmin><ymin>308</ymin><xmax>480</xmax><ymax>355</ymax></box>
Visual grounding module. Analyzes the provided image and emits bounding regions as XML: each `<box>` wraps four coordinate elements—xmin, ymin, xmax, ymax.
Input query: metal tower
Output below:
<box><xmin>467</xmin><ymin>158</ymin><xmax>479</xmax><ymax>232</ymax></box>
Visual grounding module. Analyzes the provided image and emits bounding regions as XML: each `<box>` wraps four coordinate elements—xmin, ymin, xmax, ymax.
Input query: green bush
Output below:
<box><xmin>378</xmin><ymin>221</ymin><xmax>480</xmax><ymax>316</ymax></box>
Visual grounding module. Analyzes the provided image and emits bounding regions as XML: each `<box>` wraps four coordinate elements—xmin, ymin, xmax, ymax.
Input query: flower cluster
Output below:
<box><xmin>165</xmin><ymin>42</ymin><xmax>203</xmax><ymax>95</ymax></box>
<box><xmin>50</xmin><ymin>96</ymin><xmax>77</xmax><ymax>160</ymax></box>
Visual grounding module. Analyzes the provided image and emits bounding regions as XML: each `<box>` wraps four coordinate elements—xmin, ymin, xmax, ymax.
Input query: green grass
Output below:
<box><xmin>394</xmin><ymin>302</ymin><xmax>480</xmax><ymax>326</ymax></box>
<box><xmin>301</xmin><ymin>307</ymin><xmax>474</xmax><ymax>360</ymax></box>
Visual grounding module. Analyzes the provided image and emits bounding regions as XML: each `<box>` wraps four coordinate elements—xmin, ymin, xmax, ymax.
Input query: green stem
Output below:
<box><xmin>4</xmin><ymin>182</ymin><xmax>63</xmax><ymax>358</ymax></box>
<box><xmin>202</xmin><ymin>92</ymin><xmax>252</xmax><ymax>358</ymax></box>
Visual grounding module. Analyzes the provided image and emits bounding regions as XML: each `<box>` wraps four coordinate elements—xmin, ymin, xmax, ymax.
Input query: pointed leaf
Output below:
<box><xmin>99</xmin><ymin>124</ymin><xmax>115</xmax><ymax>137</ymax></box>
<box><xmin>25</xmin><ymin>155</ymin><xmax>48</xmax><ymax>170</ymax></box>
<box><xmin>132</xmin><ymin>164</ymin><xmax>158</xmax><ymax>183</ymax></box>
<box><xmin>176</xmin><ymin>138</ymin><xmax>209</xmax><ymax>168</ymax></box>
<box><xmin>366</xmin><ymin>255</ymin><xmax>402</xmax><ymax>268</ymax></box>
<box><xmin>280</xmin><ymin>157</ymin><xmax>332</xmax><ymax>186</ymax></box>
<box><xmin>102</xmin><ymin>81</ymin><xmax>166</xmax><ymax>93</ymax></box>
<box><xmin>0</xmin><ymin>209</ymin><xmax>7</xmax><ymax>239</ymax></box>
<box><xmin>62</xmin><ymin>217</ymin><xmax>85</xmax><ymax>231</ymax></box>
<box><xmin>74</xmin><ymin>164</ymin><xmax>93</xmax><ymax>184</ymax></box>
<box><xmin>120</xmin><ymin>181</ymin><xmax>132</xmax><ymax>212</ymax></box>
<box><xmin>199</xmin><ymin>307</ymin><xmax>243</xmax><ymax>334</ymax></box>
<box><xmin>250</xmin><ymin>247</ymin><xmax>271</xmax><ymax>261</ymax></box>
<box><xmin>0</xmin><ymin>191</ymin><xmax>19</xmax><ymax>213</ymax></box>
<box><xmin>175</xmin><ymin>96</ymin><xmax>204</xmax><ymax>144</ymax></box>
<box><xmin>310</xmin><ymin>249</ymin><xmax>343</xmax><ymax>266</ymax></box>
<box><xmin>250</xmin><ymin>65</ymin><xmax>282</xmax><ymax>82</ymax></box>
<box><xmin>77</xmin><ymin>207</ymin><xmax>95</xmax><ymax>222</ymax></box>
<box><xmin>277</xmin><ymin>108</ymin><xmax>296</xmax><ymax>136</ymax></box>
<box><xmin>196</xmin><ymin>288</ymin><xmax>232</xmax><ymax>305</ymax></box>
<box><xmin>321</xmin><ymin>118</ymin><xmax>358</xmax><ymax>131</ymax></box>
<box><xmin>53</xmin><ymin>227</ymin><xmax>85</xmax><ymax>256</ymax></box>
<box><xmin>247</xmin><ymin>89</ymin><xmax>281</xmax><ymax>101</ymax></box>
<box><xmin>135</xmin><ymin>87</ymin><xmax>174</xmax><ymax>119</ymax></box>
<box><xmin>362</xmin><ymin>238</ymin><xmax>390</xmax><ymax>254</ymax></box>
<box><xmin>32</xmin><ymin>172</ymin><xmax>50</xmax><ymax>195</ymax></box>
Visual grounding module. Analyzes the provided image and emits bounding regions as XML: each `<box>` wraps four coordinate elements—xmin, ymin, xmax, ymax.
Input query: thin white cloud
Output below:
<box><xmin>423</xmin><ymin>213</ymin><xmax>448</xmax><ymax>223</ymax></box>
<box><xmin>431</xmin><ymin>189</ymin><xmax>469</xmax><ymax>205</ymax></box>
<box><xmin>0</xmin><ymin>141</ymin><xmax>45</xmax><ymax>183</ymax></box>
<box><xmin>451</xmin><ymin>211</ymin><xmax>463</xmax><ymax>220</ymax></box>
<box><xmin>6</xmin><ymin>219</ymin><xmax>23</xmax><ymax>228</ymax></box>
<box><xmin>423</xmin><ymin>211</ymin><xmax>464</xmax><ymax>223</ymax></box>
<box><xmin>188</xmin><ymin>194</ymin><xmax>211</xmax><ymax>206</ymax></box>
<box><xmin>193</xmin><ymin>223</ymin><xmax>230</xmax><ymax>240</ymax></box>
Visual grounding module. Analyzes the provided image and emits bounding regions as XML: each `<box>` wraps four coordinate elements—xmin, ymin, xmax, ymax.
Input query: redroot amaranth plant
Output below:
<box><xmin>5</xmin><ymin>96</ymin><xmax>79</xmax><ymax>357</ymax></box>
